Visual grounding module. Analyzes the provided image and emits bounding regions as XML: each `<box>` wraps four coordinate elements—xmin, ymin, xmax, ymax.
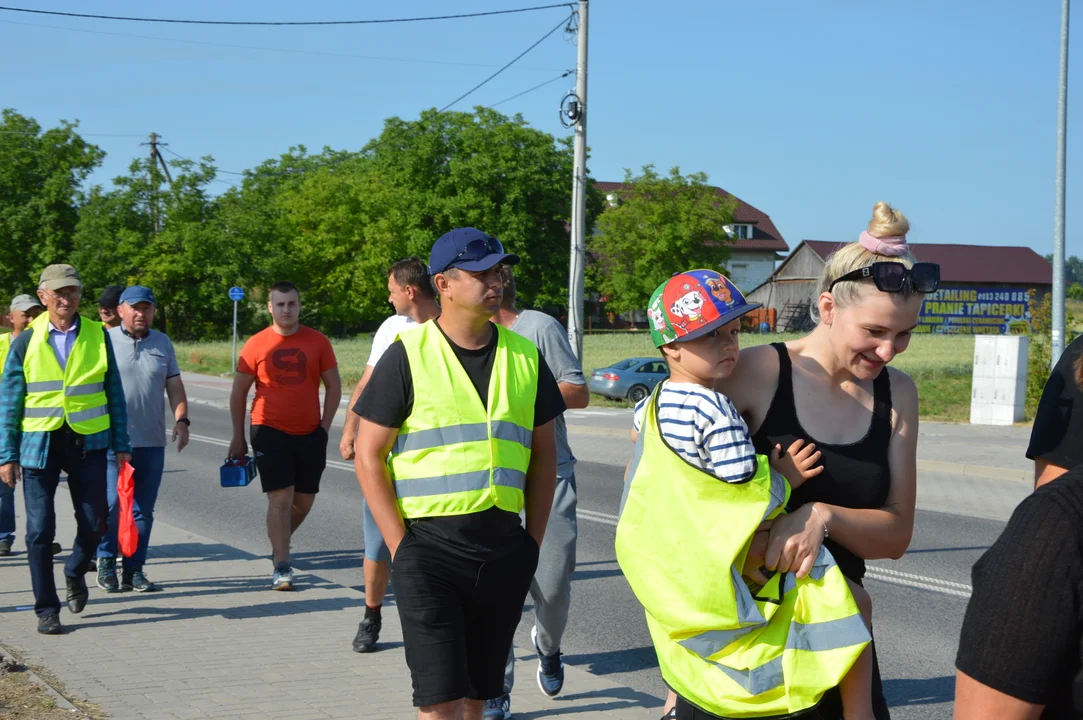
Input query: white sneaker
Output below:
<box><xmin>272</xmin><ymin>562</ymin><xmax>293</xmax><ymax>591</ymax></box>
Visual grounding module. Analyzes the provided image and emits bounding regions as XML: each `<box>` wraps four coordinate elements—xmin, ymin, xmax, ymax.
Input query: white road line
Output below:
<box><xmin>576</xmin><ymin>508</ymin><xmax>619</xmax><ymax>527</ymax></box>
<box><xmin>191</xmin><ymin>434</ymin><xmax>972</xmax><ymax>599</ymax></box>
<box><xmin>191</xmin><ymin>433</ymin><xmax>355</xmax><ymax>473</ymax></box>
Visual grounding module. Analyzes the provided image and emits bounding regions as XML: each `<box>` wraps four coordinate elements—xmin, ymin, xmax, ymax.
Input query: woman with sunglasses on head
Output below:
<box><xmin>697</xmin><ymin>201</ymin><xmax>937</xmax><ymax>720</ymax></box>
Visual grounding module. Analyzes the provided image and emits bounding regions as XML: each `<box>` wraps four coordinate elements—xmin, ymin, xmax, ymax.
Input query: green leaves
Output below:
<box><xmin>589</xmin><ymin>165</ymin><xmax>737</xmax><ymax>314</ymax></box>
<box><xmin>0</xmin><ymin>109</ymin><xmax>104</xmax><ymax>299</ymax></box>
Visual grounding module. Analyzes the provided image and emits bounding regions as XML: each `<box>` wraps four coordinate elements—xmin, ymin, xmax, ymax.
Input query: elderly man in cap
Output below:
<box><xmin>0</xmin><ymin>294</ymin><xmax>45</xmax><ymax>556</ymax></box>
<box><xmin>96</xmin><ymin>285</ymin><xmax>124</xmax><ymax>329</ymax></box>
<box><xmin>95</xmin><ymin>286</ymin><xmax>188</xmax><ymax>593</ymax></box>
<box><xmin>0</xmin><ymin>264</ymin><xmax>131</xmax><ymax>635</ymax></box>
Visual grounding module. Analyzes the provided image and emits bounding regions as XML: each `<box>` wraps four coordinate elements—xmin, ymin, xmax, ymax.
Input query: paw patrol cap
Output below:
<box><xmin>647</xmin><ymin>269</ymin><xmax>762</xmax><ymax>347</ymax></box>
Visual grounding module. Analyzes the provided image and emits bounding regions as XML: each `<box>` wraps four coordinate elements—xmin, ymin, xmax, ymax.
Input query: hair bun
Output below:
<box><xmin>867</xmin><ymin>201</ymin><xmax>910</xmax><ymax>238</ymax></box>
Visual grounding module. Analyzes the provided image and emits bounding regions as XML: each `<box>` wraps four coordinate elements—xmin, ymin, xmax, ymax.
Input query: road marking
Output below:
<box><xmin>577</xmin><ymin>508</ymin><xmax>619</xmax><ymax>527</ymax></box>
<box><xmin>192</xmin><ymin>433</ymin><xmax>971</xmax><ymax>600</ymax></box>
<box><xmin>190</xmin><ymin>433</ymin><xmax>355</xmax><ymax>474</ymax></box>
<box><xmin>864</xmin><ymin>566</ymin><xmax>972</xmax><ymax>599</ymax></box>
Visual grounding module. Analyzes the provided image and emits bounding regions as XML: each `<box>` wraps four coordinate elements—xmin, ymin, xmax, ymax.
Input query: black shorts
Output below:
<box><xmin>391</xmin><ymin>527</ymin><xmax>539</xmax><ymax>706</ymax></box>
<box><xmin>250</xmin><ymin>424</ymin><xmax>328</xmax><ymax>494</ymax></box>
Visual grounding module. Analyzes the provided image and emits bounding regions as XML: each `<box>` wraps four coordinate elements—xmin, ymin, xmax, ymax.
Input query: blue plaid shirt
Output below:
<box><xmin>0</xmin><ymin>317</ymin><xmax>131</xmax><ymax>469</ymax></box>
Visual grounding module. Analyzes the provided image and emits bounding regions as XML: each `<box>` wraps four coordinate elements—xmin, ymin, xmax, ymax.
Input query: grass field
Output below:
<box><xmin>177</xmin><ymin>331</ymin><xmax>978</xmax><ymax>422</ymax></box>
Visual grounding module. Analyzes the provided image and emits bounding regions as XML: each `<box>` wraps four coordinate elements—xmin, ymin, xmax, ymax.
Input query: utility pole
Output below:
<box><xmin>567</xmin><ymin>0</ymin><xmax>589</xmax><ymax>360</ymax></box>
<box><xmin>143</xmin><ymin>132</ymin><xmax>174</xmax><ymax>236</ymax></box>
<box><xmin>1052</xmin><ymin>0</ymin><xmax>1071</xmax><ymax>368</ymax></box>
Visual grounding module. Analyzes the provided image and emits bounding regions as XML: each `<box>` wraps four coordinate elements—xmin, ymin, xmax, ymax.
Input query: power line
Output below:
<box><xmin>0</xmin><ymin>3</ymin><xmax>574</xmax><ymax>27</ymax></box>
<box><xmin>0</xmin><ymin>19</ymin><xmax>566</xmax><ymax>73</ymax></box>
<box><xmin>0</xmin><ymin>130</ymin><xmax>145</xmax><ymax>137</ymax></box>
<box><xmin>490</xmin><ymin>70</ymin><xmax>573</xmax><ymax>107</ymax></box>
<box><xmin>439</xmin><ymin>12</ymin><xmax>572</xmax><ymax>111</ymax></box>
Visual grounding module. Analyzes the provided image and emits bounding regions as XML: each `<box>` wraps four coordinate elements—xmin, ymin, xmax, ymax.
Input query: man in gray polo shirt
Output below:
<box><xmin>96</xmin><ymin>286</ymin><xmax>190</xmax><ymax>593</ymax></box>
<box><xmin>489</xmin><ymin>265</ymin><xmax>589</xmax><ymax>719</ymax></box>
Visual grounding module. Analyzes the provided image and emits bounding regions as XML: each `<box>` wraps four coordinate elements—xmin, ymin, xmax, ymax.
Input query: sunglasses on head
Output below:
<box><xmin>829</xmin><ymin>262</ymin><xmax>940</xmax><ymax>294</ymax></box>
<box><xmin>434</xmin><ymin>237</ymin><xmax>504</xmax><ymax>274</ymax></box>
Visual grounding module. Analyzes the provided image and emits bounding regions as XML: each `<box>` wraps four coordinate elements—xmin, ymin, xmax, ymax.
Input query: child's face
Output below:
<box><xmin>665</xmin><ymin>318</ymin><xmax>741</xmax><ymax>383</ymax></box>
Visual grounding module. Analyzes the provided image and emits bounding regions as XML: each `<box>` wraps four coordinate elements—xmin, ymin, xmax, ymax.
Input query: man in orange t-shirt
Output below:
<box><xmin>228</xmin><ymin>281</ymin><xmax>341</xmax><ymax>591</ymax></box>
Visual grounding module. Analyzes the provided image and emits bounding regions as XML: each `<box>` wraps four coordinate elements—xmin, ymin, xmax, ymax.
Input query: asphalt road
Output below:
<box><xmin>150</xmin><ymin>393</ymin><xmax>1002</xmax><ymax>720</ymax></box>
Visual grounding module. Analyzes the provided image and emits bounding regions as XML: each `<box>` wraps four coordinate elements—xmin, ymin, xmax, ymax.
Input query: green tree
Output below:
<box><xmin>0</xmin><ymin>110</ymin><xmax>104</xmax><ymax>299</ymax></box>
<box><xmin>359</xmin><ymin>107</ymin><xmax>602</xmax><ymax>312</ymax></box>
<box><xmin>72</xmin><ymin>155</ymin><xmax>226</xmax><ymax>339</ymax></box>
<box><xmin>1043</xmin><ymin>253</ymin><xmax>1083</xmax><ymax>286</ymax></box>
<box><xmin>588</xmin><ymin>165</ymin><xmax>738</xmax><ymax>314</ymax></box>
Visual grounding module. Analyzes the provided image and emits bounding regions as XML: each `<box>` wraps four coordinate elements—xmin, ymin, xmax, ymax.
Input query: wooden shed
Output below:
<box><xmin>746</xmin><ymin>241</ymin><xmax>1053</xmax><ymax>334</ymax></box>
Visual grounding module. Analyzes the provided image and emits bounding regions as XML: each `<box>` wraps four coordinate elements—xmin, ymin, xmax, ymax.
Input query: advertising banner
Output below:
<box><xmin>915</xmin><ymin>287</ymin><xmax>1032</xmax><ymax>335</ymax></box>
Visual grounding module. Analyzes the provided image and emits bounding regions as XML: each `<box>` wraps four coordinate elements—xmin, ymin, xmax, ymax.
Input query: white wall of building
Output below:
<box><xmin>726</xmin><ymin>251</ymin><xmax>777</xmax><ymax>292</ymax></box>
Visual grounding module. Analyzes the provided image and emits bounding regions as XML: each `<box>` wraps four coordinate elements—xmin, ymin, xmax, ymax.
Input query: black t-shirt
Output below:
<box><xmin>1028</xmin><ymin>334</ymin><xmax>1083</xmax><ymax>470</ymax></box>
<box><xmin>354</xmin><ymin>321</ymin><xmax>566</xmax><ymax>559</ymax></box>
<box><xmin>955</xmin><ymin>466</ymin><xmax>1083</xmax><ymax>718</ymax></box>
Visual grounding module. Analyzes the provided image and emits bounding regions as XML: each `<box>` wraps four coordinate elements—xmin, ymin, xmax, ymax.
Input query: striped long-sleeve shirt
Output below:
<box><xmin>633</xmin><ymin>381</ymin><xmax>759</xmax><ymax>483</ymax></box>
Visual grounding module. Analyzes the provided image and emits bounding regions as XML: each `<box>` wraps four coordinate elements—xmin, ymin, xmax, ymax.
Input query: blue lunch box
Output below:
<box><xmin>220</xmin><ymin>456</ymin><xmax>257</xmax><ymax>487</ymax></box>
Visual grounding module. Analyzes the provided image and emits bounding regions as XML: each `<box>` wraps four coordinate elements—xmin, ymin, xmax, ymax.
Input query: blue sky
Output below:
<box><xmin>2</xmin><ymin>0</ymin><xmax>1079</xmax><ymax>256</ymax></box>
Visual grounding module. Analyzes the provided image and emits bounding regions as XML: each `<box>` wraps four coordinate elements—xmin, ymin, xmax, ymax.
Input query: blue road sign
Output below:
<box><xmin>228</xmin><ymin>286</ymin><xmax>245</xmax><ymax>302</ymax></box>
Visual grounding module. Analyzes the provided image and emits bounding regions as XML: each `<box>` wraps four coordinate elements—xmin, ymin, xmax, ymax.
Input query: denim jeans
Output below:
<box><xmin>0</xmin><ymin>479</ymin><xmax>14</xmax><ymax>545</ymax></box>
<box><xmin>21</xmin><ymin>432</ymin><xmax>107</xmax><ymax>617</ymax></box>
<box><xmin>97</xmin><ymin>447</ymin><xmax>165</xmax><ymax>569</ymax></box>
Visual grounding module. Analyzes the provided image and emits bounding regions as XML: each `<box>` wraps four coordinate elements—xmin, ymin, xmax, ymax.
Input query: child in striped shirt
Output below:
<box><xmin>636</xmin><ymin>269</ymin><xmax>874</xmax><ymax>720</ymax></box>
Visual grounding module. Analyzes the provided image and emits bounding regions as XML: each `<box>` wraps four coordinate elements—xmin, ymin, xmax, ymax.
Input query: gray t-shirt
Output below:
<box><xmin>107</xmin><ymin>326</ymin><xmax>181</xmax><ymax>448</ymax></box>
<box><xmin>511</xmin><ymin>310</ymin><xmax>585</xmax><ymax>478</ymax></box>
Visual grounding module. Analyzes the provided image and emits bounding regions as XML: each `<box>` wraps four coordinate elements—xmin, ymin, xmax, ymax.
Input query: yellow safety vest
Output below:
<box><xmin>387</xmin><ymin>321</ymin><xmax>538</xmax><ymax>519</ymax></box>
<box><xmin>0</xmin><ymin>333</ymin><xmax>10</xmax><ymax>374</ymax></box>
<box><xmin>615</xmin><ymin>385</ymin><xmax>869</xmax><ymax>718</ymax></box>
<box><xmin>21</xmin><ymin>313</ymin><xmax>110</xmax><ymax>435</ymax></box>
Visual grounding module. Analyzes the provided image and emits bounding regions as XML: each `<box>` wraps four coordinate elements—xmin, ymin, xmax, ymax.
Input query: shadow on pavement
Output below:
<box><xmin>512</xmin><ymin>687</ymin><xmax>663</xmax><ymax>719</ymax></box>
<box><xmin>882</xmin><ymin>675</ymin><xmax>955</xmax><ymax>706</ymax></box>
<box><xmin>563</xmin><ymin>646</ymin><xmax>660</xmax><ymax>676</ymax></box>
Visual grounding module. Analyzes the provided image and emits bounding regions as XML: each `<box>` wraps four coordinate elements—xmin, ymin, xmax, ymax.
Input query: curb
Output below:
<box><xmin>0</xmin><ymin>641</ymin><xmax>86</xmax><ymax>716</ymax></box>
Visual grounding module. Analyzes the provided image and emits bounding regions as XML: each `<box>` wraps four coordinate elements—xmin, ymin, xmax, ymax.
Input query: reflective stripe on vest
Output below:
<box><xmin>21</xmin><ymin>314</ymin><xmax>110</xmax><ymax>435</ymax></box>
<box><xmin>614</xmin><ymin>384</ymin><xmax>870</xmax><ymax>717</ymax></box>
<box><xmin>387</xmin><ymin>321</ymin><xmax>538</xmax><ymax>519</ymax></box>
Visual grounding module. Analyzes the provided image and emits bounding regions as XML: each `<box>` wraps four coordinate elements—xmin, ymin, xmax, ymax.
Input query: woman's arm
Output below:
<box><xmin>762</xmin><ymin>368</ymin><xmax>918</xmax><ymax>576</ymax></box>
<box><xmin>817</xmin><ymin>368</ymin><xmax>917</xmax><ymax>560</ymax></box>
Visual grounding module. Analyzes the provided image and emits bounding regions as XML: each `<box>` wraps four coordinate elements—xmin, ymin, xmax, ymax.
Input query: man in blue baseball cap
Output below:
<box><xmin>353</xmin><ymin>228</ymin><xmax>563</xmax><ymax>719</ymax></box>
<box><xmin>95</xmin><ymin>286</ymin><xmax>189</xmax><ymax>593</ymax></box>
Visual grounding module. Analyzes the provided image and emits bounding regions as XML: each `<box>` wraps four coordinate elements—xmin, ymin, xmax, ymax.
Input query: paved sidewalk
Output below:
<box><xmin>0</xmin><ymin>488</ymin><xmax>660</xmax><ymax>720</ymax></box>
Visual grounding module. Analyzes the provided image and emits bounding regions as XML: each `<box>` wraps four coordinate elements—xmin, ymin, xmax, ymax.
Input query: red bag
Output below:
<box><xmin>117</xmin><ymin>460</ymin><xmax>138</xmax><ymax>558</ymax></box>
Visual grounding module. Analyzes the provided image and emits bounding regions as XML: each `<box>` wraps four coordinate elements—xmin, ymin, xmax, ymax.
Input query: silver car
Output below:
<box><xmin>588</xmin><ymin>357</ymin><xmax>669</xmax><ymax>404</ymax></box>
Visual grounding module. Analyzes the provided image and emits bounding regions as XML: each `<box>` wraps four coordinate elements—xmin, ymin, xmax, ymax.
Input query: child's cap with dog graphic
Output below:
<box><xmin>647</xmin><ymin>269</ymin><xmax>762</xmax><ymax>347</ymax></box>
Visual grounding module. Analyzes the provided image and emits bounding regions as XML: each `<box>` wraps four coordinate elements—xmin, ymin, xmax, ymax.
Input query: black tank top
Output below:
<box><xmin>751</xmin><ymin>343</ymin><xmax>893</xmax><ymax>582</ymax></box>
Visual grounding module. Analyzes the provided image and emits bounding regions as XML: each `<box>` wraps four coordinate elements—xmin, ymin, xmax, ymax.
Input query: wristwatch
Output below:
<box><xmin>176</xmin><ymin>417</ymin><xmax>191</xmax><ymax>427</ymax></box>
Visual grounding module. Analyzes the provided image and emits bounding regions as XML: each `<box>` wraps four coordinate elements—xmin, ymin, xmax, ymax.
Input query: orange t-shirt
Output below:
<box><xmin>237</xmin><ymin>325</ymin><xmax>337</xmax><ymax>435</ymax></box>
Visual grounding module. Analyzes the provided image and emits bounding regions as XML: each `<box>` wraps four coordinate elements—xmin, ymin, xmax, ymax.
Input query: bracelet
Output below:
<box><xmin>809</xmin><ymin>503</ymin><xmax>829</xmax><ymax>539</ymax></box>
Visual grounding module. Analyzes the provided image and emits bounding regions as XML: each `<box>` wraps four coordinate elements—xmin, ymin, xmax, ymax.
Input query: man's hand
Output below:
<box><xmin>115</xmin><ymin>452</ymin><xmax>132</xmax><ymax>466</ymax></box>
<box><xmin>770</xmin><ymin>439</ymin><xmax>823</xmax><ymax>489</ymax></box>
<box><xmin>172</xmin><ymin>422</ymin><xmax>190</xmax><ymax>453</ymax></box>
<box><xmin>0</xmin><ymin>463</ymin><xmax>20</xmax><ymax>489</ymax></box>
<box><xmin>339</xmin><ymin>429</ymin><xmax>356</xmax><ymax>461</ymax></box>
<box><xmin>228</xmin><ymin>437</ymin><xmax>247</xmax><ymax>461</ymax></box>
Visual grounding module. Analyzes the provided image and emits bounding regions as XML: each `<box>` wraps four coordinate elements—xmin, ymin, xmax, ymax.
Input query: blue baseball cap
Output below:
<box><xmin>119</xmin><ymin>286</ymin><xmax>157</xmax><ymax>307</ymax></box>
<box><xmin>427</xmin><ymin>227</ymin><xmax>520</xmax><ymax>275</ymax></box>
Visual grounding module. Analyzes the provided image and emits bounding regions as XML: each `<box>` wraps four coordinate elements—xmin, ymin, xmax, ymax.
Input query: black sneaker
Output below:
<box><xmin>531</xmin><ymin>625</ymin><xmax>565</xmax><ymax>697</ymax></box>
<box><xmin>37</xmin><ymin>612</ymin><xmax>63</xmax><ymax>635</ymax></box>
<box><xmin>351</xmin><ymin>613</ymin><xmax>382</xmax><ymax>653</ymax></box>
<box><xmin>51</xmin><ymin>542</ymin><xmax>62</xmax><ymax>556</ymax></box>
<box><xmin>65</xmin><ymin>575</ymin><xmax>88</xmax><ymax>614</ymax></box>
<box><xmin>96</xmin><ymin>557</ymin><xmax>119</xmax><ymax>593</ymax></box>
<box><xmin>0</xmin><ymin>539</ymin><xmax>10</xmax><ymax>556</ymax></box>
<box><xmin>121</xmin><ymin>568</ymin><xmax>156</xmax><ymax>593</ymax></box>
